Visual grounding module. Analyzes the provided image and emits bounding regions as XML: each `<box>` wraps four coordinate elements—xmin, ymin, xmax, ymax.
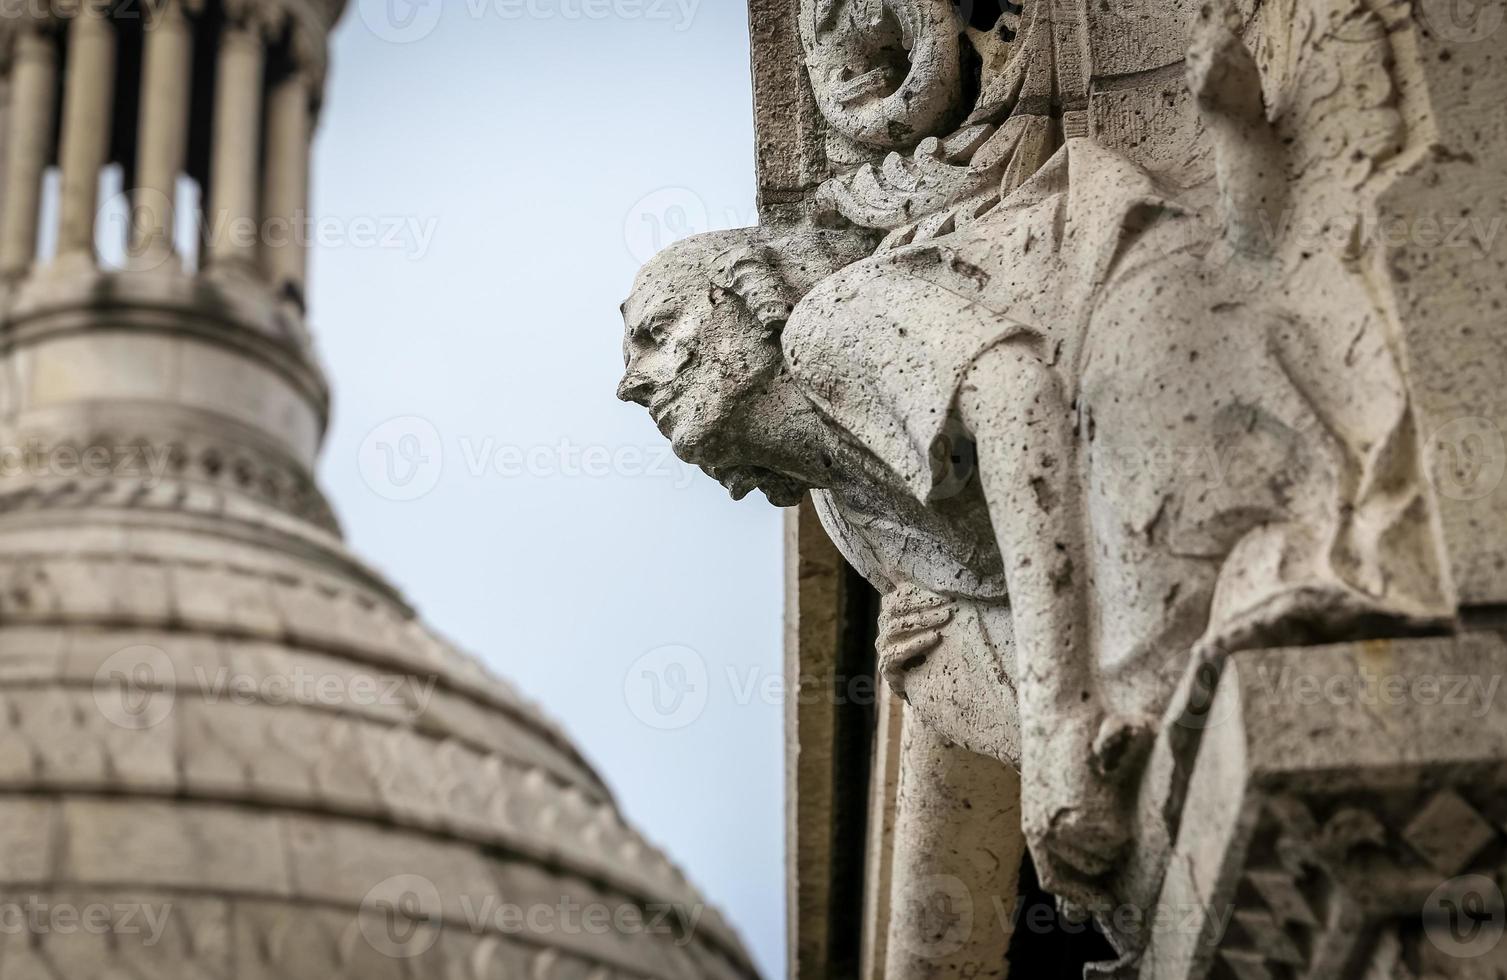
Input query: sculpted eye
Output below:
<box><xmin>644</xmin><ymin>314</ymin><xmax>675</xmax><ymax>345</ymax></box>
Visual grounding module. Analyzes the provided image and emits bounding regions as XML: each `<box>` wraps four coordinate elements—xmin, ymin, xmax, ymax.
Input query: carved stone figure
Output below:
<box><xmin>621</xmin><ymin>0</ymin><xmax>1470</xmax><ymax>948</ymax></box>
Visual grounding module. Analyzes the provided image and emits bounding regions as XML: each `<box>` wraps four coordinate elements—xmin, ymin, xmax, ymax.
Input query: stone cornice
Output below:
<box><xmin>0</xmin><ymin>269</ymin><xmax>332</xmax><ymax>431</ymax></box>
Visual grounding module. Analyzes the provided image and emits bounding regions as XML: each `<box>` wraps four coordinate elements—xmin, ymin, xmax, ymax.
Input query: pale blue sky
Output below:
<box><xmin>311</xmin><ymin>1</ymin><xmax>783</xmax><ymax>975</ymax></box>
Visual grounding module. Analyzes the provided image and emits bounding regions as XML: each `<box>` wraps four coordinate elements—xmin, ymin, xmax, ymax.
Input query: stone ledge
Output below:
<box><xmin>1140</xmin><ymin>633</ymin><xmax>1507</xmax><ymax>980</ymax></box>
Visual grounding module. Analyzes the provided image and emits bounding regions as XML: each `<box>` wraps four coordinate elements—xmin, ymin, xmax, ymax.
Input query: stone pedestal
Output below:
<box><xmin>1142</xmin><ymin>635</ymin><xmax>1507</xmax><ymax>980</ymax></box>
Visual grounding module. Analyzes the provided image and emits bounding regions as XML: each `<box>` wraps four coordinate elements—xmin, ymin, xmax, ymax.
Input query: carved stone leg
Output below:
<box><xmin>882</xmin><ymin>707</ymin><xmax>1025</xmax><ymax>978</ymax></box>
<box><xmin>1140</xmin><ymin>634</ymin><xmax>1507</xmax><ymax>980</ymax></box>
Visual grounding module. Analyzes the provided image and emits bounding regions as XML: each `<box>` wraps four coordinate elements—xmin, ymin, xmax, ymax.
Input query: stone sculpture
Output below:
<box><xmin>624</xmin><ymin>0</ymin><xmax>1504</xmax><ymax>972</ymax></box>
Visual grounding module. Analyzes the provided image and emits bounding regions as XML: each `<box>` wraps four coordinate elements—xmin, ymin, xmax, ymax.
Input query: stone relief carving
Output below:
<box><xmin>621</xmin><ymin>0</ymin><xmax>1481</xmax><ymax>970</ymax></box>
<box><xmin>799</xmin><ymin>0</ymin><xmax>965</xmax><ymax>151</ymax></box>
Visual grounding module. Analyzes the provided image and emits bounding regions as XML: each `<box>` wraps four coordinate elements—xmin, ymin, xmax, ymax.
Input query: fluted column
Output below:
<box><xmin>207</xmin><ymin>14</ymin><xmax>265</xmax><ymax>276</ymax></box>
<box><xmin>261</xmin><ymin>66</ymin><xmax>310</xmax><ymax>302</ymax></box>
<box><xmin>0</xmin><ymin>28</ymin><xmax>58</xmax><ymax>277</ymax></box>
<box><xmin>132</xmin><ymin>0</ymin><xmax>194</xmax><ymax>268</ymax></box>
<box><xmin>56</xmin><ymin>5</ymin><xmax>117</xmax><ymax>264</ymax></box>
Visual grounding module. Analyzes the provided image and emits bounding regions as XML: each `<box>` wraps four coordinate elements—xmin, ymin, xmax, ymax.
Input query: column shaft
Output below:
<box><xmin>261</xmin><ymin>69</ymin><xmax>310</xmax><ymax>300</ymax></box>
<box><xmin>56</xmin><ymin>7</ymin><xmax>117</xmax><ymax>261</ymax></box>
<box><xmin>0</xmin><ymin>31</ymin><xmax>58</xmax><ymax>276</ymax></box>
<box><xmin>207</xmin><ymin>21</ymin><xmax>264</xmax><ymax>274</ymax></box>
<box><xmin>133</xmin><ymin>0</ymin><xmax>193</xmax><ymax>266</ymax></box>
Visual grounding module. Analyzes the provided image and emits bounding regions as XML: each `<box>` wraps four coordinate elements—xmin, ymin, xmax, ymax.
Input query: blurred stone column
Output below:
<box><xmin>56</xmin><ymin>4</ymin><xmax>116</xmax><ymax>265</ymax></box>
<box><xmin>260</xmin><ymin>60</ymin><xmax>310</xmax><ymax>304</ymax></box>
<box><xmin>208</xmin><ymin>12</ymin><xmax>265</xmax><ymax>276</ymax></box>
<box><xmin>860</xmin><ymin>688</ymin><xmax>905</xmax><ymax>979</ymax></box>
<box><xmin>0</xmin><ymin>28</ymin><xmax>58</xmax><ymax>277</ymax></box>
<box><xmin>132</xmin><ymin>0</ymin><xmax>193</xmax><ymax>268</ymax></box>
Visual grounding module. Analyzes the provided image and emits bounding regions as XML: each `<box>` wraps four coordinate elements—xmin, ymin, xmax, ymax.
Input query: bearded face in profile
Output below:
<box><xmin>617</xmin><ymin>228</ymin><xmax>875</xmax><ymax>506</ymax></box>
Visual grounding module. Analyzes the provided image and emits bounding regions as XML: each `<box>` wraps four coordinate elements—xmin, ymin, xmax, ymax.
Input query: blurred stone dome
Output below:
<box><xmin>0</xmin><ymin>0</ymin><xmax>759</xmax><ymax>976</ymax></box>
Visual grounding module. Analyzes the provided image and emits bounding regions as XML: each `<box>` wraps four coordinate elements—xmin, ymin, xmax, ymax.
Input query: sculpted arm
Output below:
<box><xmin>958</xmin><ymin>340</ymin><xmax>1141</xmax><ymax>909</ymax></box>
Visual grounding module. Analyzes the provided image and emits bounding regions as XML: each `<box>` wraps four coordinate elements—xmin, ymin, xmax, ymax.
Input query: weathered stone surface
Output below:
<box><xmin>1143</xmin><ymin>634</ymin><xmax>1507</xmax><ymax>980</ymax></box>
<box><xmin>624</xmin><ymin>0</ymin><xmax>1507</xmax><ymax>975</ymax></box>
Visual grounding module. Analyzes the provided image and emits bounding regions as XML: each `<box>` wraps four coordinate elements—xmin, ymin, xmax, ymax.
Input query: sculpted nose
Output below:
<box><xmin>617</xmin><ymin>372</ymin><xmax>652</xmax><ymax>406</ymax></box>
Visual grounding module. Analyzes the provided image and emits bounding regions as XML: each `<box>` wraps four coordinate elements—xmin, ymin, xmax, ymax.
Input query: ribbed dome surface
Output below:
<box><xmin>0</xmin><ymin>0</ymin><xmax>759</xmax><ymax>968</ymax></box>
<box><xmin>0</xmin><ymin>490</ymin><xmax>756</xmax><ymax>977</ymax></box>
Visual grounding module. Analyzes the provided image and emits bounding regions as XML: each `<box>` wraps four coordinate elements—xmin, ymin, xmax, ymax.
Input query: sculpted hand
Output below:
<box><xmin>876</xmin><ymin>583</ymin><xmax>957</xmax><ymax>698</ymax></box>
<box><xmin>1022</xmin><ymin>711</ymin><xmax>1153</xmax><ymax>911</ymax></box>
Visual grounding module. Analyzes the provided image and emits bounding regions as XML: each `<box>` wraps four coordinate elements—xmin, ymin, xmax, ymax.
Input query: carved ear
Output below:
<box><xmin>713</xmin><ymin>245</ymin><xmax>797</xmax><ymax>340</ymax></box>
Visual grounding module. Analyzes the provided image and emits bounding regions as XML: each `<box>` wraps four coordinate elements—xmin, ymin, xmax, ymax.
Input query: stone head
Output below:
<box><xmin>616</xmin><ymin>227</ymin><xmax>873</xmax><ymax>502</ymax></box>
